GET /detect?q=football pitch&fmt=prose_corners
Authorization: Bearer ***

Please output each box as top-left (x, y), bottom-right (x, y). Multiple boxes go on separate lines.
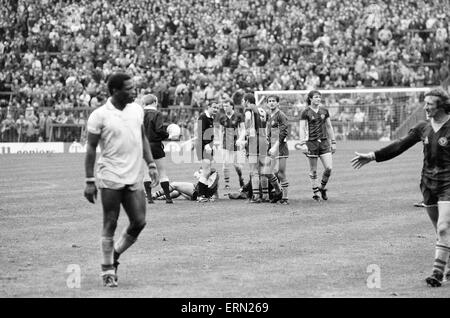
top-left (1, 141), bottom-right (449, 298)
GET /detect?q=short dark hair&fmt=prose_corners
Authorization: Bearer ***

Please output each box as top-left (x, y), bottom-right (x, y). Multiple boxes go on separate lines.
top-left (221, 98), bottom-right (234, 107)
top-left (243, 93), bottom-right (255, 104)
top-left (267, 95), bottom-right (280, 102)
top-left (107, 73), bottom-right (131, 96)
top-left (307, 90), bottom-right (321, 105)
top-left (425, 88), bottom-right (450, 113)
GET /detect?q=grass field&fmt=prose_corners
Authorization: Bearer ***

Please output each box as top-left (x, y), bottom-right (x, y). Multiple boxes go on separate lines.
top-left (1, 141), bottom-right (449, 298)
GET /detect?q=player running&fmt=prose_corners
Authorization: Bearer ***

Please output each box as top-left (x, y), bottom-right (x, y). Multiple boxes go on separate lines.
top-left (351, 88), bottom-right (450, 287)
top-left (299, 90), bottom-right (336, 201)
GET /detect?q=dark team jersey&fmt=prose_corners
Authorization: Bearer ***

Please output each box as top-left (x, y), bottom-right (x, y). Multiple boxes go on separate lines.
top-left (300, 106), bottom-right (330, 141)
top-left (143, 109), bottom-right (169, 142)
top-left (197, 112), bottom-right (214, 149)
top-left (245, 105), bottom-right (267, 155)
top-left (267, 109), bottom-right (289, 147)
top-left (219, 112), bottom-right (244, 150)
top-left (375, 120), bottom-right (450, 183)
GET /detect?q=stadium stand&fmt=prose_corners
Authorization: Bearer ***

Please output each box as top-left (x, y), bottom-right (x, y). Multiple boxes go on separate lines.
top-left (0, 0), bottom-right (449, 142)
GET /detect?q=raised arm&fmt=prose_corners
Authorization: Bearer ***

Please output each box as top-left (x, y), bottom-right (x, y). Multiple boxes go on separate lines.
top-left (351, 124), bottom-right (423, 169)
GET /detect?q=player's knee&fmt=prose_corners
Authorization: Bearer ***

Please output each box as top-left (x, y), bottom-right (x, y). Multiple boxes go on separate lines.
top-left (103, 215), bottom-right (118, 230)
top-left (129, 220), bottom-right (146, 237)
top-left (437, 222), bottom-right (450, 239)
top-left (277, 171), bottom-right (286, 181)
top-left (309, 171), bottom-right (317, 179)
top-left (324, 167), bottom-right (332, 176)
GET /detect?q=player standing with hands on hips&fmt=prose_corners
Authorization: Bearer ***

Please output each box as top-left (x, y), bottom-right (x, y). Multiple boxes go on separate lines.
top-left (84, 73), bottom-right (159, 287)
top-left (351, 88), bottom-right (450, 287)
top-left (299, 90), bottom-right (336, 201)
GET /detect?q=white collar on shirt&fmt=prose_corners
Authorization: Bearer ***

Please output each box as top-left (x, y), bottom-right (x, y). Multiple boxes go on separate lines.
top-left (225, 110), bottom-right (235, 119)
top-left (143, 104), bottom-right (157, 111)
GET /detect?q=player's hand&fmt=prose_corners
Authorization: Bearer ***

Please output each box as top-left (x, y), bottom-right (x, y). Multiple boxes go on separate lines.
top-left (331, 143), bottom-right (336, 154)
top-left (148, 165), bottom-right (159, 187)
top-left (351, 152), bottom-right (375, 169)
top-left (204, 144), bottom-right (213, 155)
top-left (268, 146), bottom-right (277, 158)
top-left (236, 139), bottom-right (245, 149)
top-left (84, 182), bottom-right (98, 204)
top-left (300, 144), bottom-right (308, 155)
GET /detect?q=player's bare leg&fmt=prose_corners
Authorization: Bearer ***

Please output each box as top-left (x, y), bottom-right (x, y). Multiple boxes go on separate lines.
top-left (234, 163), bottom-right (245, 188)
top-left (308, 157), bottom-right (320, 201)
top-left (100, 188), bottom-right (121, 287)
top-left (319, 153), bottom-right (333, 200)
top-left (426, 202), bottom-right (450, 287)
top-left (112, 188), bottom-right (147, 284)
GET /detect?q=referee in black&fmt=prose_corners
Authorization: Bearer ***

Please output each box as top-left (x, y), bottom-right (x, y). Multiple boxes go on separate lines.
top-left (141, 94), bottom-right (172, 203)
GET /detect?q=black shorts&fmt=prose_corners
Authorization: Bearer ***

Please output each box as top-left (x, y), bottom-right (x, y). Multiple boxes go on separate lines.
top-left (150, 142), bottom-right (165, 160)
top-left (306, 139), bottom-right (331, 158)
top-left (196, 143), bottom-right (214, 161)
top-left (420, 178), bottom-right (450, 207)
top-left (274, 142), bottom-right (289, 158)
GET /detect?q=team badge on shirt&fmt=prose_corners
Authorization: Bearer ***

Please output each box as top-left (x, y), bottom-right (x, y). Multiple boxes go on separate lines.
top-left (320, 114), bottom-right (325, 120)
top-left (438, 137), bottom-right (448, 147)
top-left (423, 136), bottom-right (429, 144)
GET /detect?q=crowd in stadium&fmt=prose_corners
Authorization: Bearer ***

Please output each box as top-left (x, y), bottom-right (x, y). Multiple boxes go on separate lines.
top-left (0, 0), bottom-right (449, 142)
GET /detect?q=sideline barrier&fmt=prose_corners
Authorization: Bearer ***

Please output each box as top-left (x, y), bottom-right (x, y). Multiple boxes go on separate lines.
top-left (0, 140), bottom-right (304, 155)
top-left (0, 142), bottom-right (64, 154)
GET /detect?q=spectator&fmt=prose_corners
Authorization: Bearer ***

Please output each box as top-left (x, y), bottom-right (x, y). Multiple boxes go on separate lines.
top-left (353, 107), bottom-right (366, 131)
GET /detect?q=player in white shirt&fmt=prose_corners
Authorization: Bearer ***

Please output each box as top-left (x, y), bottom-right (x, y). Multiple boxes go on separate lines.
top-left (84, 73), bottom-right (159, 287)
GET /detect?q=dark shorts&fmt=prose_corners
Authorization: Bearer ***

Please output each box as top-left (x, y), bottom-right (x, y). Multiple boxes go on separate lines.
top-left (196, 143), bottom-right (214, 161)
top-left (192, 190), bottom-right (199, 201)
top-left (420, 178), bottom-right (450, 207)
top-left (150, 142), bottom-right (165, 160)
top-left (306, 139), bottom-right (331, 158)
top-left (275, 142), bottom-right (289, 158)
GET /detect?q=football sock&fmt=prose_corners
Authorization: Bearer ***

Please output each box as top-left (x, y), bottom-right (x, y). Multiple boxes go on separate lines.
top-left (160, 181), bottom-right (171, 200)
top-left (153, 189), bottom-right (165, 199)
top-left (320, 168), bottom-right (331, 189)
top-left (143, 181), bottom-right (152, 198)
top-left (267, 174), bottom-right (282, 193)
top-left (101, 236), bottom-right (114, 270)
top-left (281, 181), bottom-right (289, 199)
top-left (223, 167), bottom-right (230, 186)
top-left (313, 187), bottom-right (320, 197)
top-left (260, 175), bottom-right (269, 200)
top-left (433, 243), bottom-right (450, 274)
top-left (114, 231), bottom-right (137, 255)
top-left (251, 174), bottom-right (260, 198)
top-left (309, 171), bottom-right (318, 194)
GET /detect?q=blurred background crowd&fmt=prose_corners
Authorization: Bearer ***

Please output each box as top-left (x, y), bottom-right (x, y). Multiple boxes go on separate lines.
top-left (0, 0), bottom-right (449, 142)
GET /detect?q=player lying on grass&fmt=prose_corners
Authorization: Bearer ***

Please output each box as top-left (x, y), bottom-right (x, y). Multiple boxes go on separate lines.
top-left (152, 168), bottom-right (219, 201)
top-left (351, 88), bottom-right (450, 287)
